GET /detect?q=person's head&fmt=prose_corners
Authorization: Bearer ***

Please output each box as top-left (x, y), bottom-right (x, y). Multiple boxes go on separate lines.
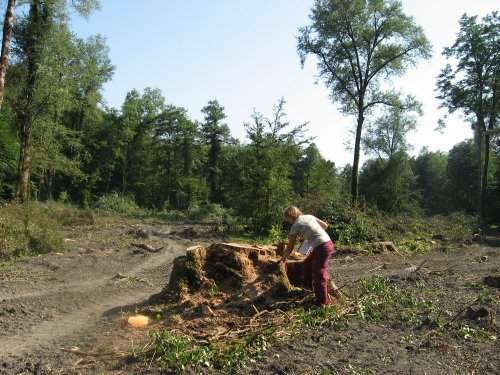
top-left (283, 205), bottom-right (302, 224)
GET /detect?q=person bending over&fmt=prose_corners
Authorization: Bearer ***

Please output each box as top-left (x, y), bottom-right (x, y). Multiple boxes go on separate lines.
top-left (278, 205), bottom-right (340, 306)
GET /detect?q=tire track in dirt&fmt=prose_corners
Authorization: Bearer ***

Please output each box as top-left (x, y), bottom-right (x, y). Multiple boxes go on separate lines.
top-left (0, 237), bottom-right (191, 359)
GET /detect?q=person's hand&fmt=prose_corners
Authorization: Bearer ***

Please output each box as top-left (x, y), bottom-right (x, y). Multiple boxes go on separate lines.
top-left (276, 257), bottom-right (286, 264)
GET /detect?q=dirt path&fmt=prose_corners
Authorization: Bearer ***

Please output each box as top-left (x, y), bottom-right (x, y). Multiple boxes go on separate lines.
top-left (0, 221), bottom-right (216, 372)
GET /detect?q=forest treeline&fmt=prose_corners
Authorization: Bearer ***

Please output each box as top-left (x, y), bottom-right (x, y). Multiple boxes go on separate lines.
top-left (0, 1), bottom-right (498, 236)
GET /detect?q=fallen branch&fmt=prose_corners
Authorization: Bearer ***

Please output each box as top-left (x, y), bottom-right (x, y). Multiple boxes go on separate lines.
top-left (62, 347), bottom-right (127, 359)
top-left (414, 259), bottom-right (428, 273)
top-left (131, 243), bottom-right (164, 253)
top-left (429, 264), bottom-right (458, 276)
top-left (250, 309), bottom-right (271, 324)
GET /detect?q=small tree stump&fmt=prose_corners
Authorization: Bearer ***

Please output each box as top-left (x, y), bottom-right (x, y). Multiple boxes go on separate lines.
top-left (372, 241), bottom-right (397, 253)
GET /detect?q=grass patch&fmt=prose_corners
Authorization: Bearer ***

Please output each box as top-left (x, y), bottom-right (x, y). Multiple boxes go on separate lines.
top-left (139, 329), bottom-right (275, 374)
top-left (0, 201), bottom-right (96, 260)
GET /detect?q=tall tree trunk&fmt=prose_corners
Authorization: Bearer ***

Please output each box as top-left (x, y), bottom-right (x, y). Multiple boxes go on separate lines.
top-left (208, 133), bottom-right (219, 203)
top-left (351, 108), bottom-right (364, 208)
top-left (16, 117), bottom-right (33, 201)
top-left (0, 0), bottom-right (16, 109)
top-left (481, 131), bottom-right (491, 221)
top-left (16, 6), bottom-right (40, 202)
top-left (121, 148), bottom-right (128, 195)
top-left (15, 1), bottom-right (50, 202)
top-left (474, 123), bottom-right (484, 224)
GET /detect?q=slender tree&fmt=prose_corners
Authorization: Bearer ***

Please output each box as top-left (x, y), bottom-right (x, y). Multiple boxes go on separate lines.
top-left (0, 0), bottom-right (16, 109)
top-left (436, 12), bottom-right (499, 223)
top-left (153, 105), bottom-right (202, 209)
top-left (200, 100), bottom-right (230, 203)
top-left (240, 98), bottom-right (309, 233)
top-left (118, 88), bottom-right (165, 196)
top-left (12, 1), bottom-right (53, 202)
top-left (362, 96), bottom-right (421, 160)
top-left (297, 0), bottom-right (431, 207)
top-left (11, 0), bottom-right (101, 202)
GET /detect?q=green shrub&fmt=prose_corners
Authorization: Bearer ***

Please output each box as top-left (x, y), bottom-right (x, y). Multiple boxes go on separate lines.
top-left (0, 201), bottom-right (99, 260)
top-left (316, 196), bottom-right (476, 251)
top-left (0, 204), bottom-right (26, 260)
top-left (92, 193), bottom-right (141, 216)
top-left (0, 202), bottom-right (66, 259)
top-left (318, 196), bottom-right (381, 244)
top-left (26, 222), bottom-right (63, 255)
top-left (187, 202), bottom-right (226, 222)
top-left (158, 209), bottom-right (186, 221)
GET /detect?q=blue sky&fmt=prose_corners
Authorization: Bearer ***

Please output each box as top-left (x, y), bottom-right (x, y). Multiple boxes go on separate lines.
top-left (70, 0), bottom-right (498, 168)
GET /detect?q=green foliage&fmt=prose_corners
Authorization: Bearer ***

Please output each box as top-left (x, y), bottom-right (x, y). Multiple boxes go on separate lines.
top-left (294, 143), bottom-right (341, 201)
top-left (268, 224), bottom-right (286, 244)
top-left (295, 305), bottom-right (346, 329)
top-left (187, 202), bottom-right (226, 222)
top-left (317, 196), bottom-right (477, 250)
top-left (458, 324), bottom-right (497, 342)
top-left (141, 329), bottom-right (274, 373)
top-left (237, 98), bottom-right (309, 234)
top-left (318, 196), bottom-right (381, 244)
top-left (201, 99), bottom-right (231, 204)
top-left (355, 277), bottom-right (423, 325)
top-left (362, 98), bottom-right (421, 160)
top-left (297, 0), bottom-right (431, 205)
top-left (0, 0), bottom-right (497, 235)
top-left (446, 141), bottom-right (478, 213)
top-left (92, 193), bottom-right (141, 216)
top-left (0, 204), bottom-right (28, 260)
top-left (478, 289), bottom-right (493, 304)
top-left (0, 112), bottom-right (17, 200)
top-left (141, 331), bottom-right (212, 373)
top-left (412, 148), bottom-right (449, 214)
top-left (0, 202), bottom-right (89, 259)
top-left (436, 11), bottom-right (499, 222)
top-left (359, 152), bottom-right (421, 214)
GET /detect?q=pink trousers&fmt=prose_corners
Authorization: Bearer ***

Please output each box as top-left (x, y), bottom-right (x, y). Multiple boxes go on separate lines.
top-left (301, 240), bottom-right (334, 305)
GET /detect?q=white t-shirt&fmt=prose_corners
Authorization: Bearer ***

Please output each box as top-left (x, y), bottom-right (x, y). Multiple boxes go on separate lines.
top-left (290, 214), bottom-right (331, 249)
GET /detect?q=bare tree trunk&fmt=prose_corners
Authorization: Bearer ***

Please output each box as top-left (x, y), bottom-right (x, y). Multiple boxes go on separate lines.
top-left (16, 56), bottom-right (38, 202)
top-left (15, 1), bottom-right (44, 202)
top-left (474, 123), bottom-right (483, 224)
top-left (482, 131), bottom-right (491, 222)
top-left (121, 146), bottom-right (129, 195)
top-left (16, 118), bottom-right (32, 201)
top-left (351, 108), bottom-right (364, 208)
top-left (0, 0), bottom-right (16, 109)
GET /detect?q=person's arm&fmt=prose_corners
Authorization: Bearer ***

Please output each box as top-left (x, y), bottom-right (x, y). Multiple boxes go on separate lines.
top-left (316, 218), bottom-right (328, 230)
top-left (278, 234), bottom-right (297, 263)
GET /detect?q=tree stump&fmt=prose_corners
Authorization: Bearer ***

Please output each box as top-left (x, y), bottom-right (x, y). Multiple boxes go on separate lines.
top-left (163, 242), bottom-right (299, 304)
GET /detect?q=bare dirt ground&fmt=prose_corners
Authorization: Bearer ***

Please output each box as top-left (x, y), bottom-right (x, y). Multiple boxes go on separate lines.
top-left (0, 221), bottom-right (499, 374)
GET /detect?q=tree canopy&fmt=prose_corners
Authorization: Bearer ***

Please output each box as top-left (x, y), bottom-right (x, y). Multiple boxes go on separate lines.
top-left (297, 0), bottom-right (432, 207)
top-left (436, 11), bottom-right (499, 222)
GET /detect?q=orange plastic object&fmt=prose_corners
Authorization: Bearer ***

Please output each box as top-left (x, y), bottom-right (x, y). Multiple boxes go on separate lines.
top-left (127, 315), bottom-right (150, 328)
